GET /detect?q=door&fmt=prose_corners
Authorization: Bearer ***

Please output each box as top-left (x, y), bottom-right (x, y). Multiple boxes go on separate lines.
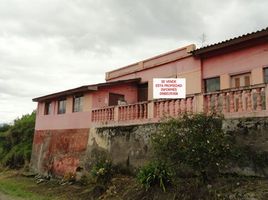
top-left (137, 83), bottom-right (148, 102)
top-left (109, 93), bottom-right (125, 106)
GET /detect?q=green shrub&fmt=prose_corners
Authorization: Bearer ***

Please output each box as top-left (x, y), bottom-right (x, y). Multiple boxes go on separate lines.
top-left (152, 113), bottom-right (232, 181)
top-left (0, 112), bottom-right (35, 168)
top-left (137, 161), bottom-right (172, 192)
top-left (91, 158), bottom-right (113, 184)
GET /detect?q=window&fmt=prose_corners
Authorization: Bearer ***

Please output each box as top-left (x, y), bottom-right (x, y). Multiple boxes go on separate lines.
top-left (235, 78), bottom-right (240, 87)
top-left (231, 73), bottom-right (251, 88)
top-left (205, 77), bottom-right (220, 93)
top-left (73, 95), bottom-right (83, 112)
top-left (58, 99), bottom-right (66, 114)
top-left (264, 68), bottom-right (268, 83)
top-left (44, 102), bottom-right (52, 115)
top-left (244, 76), bottom-right (250, 86)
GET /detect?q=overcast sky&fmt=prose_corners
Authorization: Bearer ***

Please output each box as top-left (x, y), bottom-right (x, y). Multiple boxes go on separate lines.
top-left (0, 0), bottom-right (268, 123)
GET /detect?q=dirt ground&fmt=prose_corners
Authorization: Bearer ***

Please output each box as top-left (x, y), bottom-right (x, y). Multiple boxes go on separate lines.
top-left (1, 171), bottom-right (268, 200)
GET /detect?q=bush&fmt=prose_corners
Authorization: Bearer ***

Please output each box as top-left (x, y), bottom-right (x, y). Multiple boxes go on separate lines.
top-left (91, 158), bottom-right (113, 184)
top-left (152, 113), bottom-right (232, 181)
top-left (137, 161), bottom-right (172, 192)
top-left (0, 112), bottom-right (35, 168)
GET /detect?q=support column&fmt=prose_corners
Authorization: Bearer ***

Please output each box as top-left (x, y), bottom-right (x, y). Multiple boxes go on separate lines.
top-left (195, 94), bottom-right (204, 113)
top-left (114, 106), bottom-right (119, 122)
top-left (147, 101), bottom-right (154, 119)
top-left (265, 85), bottom-right (268, 110)
top-left (148, 79), bottom-right (154, 101)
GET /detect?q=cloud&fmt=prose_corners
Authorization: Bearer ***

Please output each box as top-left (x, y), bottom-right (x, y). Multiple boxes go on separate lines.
top-left (0, 0), bottom-right (267, 123)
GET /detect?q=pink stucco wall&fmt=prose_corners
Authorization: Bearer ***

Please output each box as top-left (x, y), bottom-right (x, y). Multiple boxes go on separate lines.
top-left (106, 56), bottom-right (201, 96)
top-left (35, 112), bottom-right (92, 130)
top-left (35, 97), bottom-right (92, 130)
top-left (203, 43), bottom-right (268, 79)
top-left (35, 82), bottom-right (138, 130)
top-left (92, 83), bottom-right (138, 108)
top-left (107, 57), bottom-right (201, 83)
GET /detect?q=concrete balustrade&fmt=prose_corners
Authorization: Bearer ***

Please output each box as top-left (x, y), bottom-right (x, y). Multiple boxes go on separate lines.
top-left (204, 84), bottom-right (267, 118)
top-left (91, 84), bottom-right (268, 126)
top-left (118, 102), bottom-right (148, 121)
top-left (91, 106), bottom-right (115, 122)
top-left (153, 96), bottom-right (195, 119)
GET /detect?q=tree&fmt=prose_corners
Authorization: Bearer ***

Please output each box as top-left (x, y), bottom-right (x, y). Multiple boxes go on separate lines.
top-left (0, 111), bottom-right (36, 168)
top-left (152, 113), bottom-right (231, 181)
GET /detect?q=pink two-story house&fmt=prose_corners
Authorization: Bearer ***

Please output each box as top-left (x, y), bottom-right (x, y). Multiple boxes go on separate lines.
top-left (31, 27), bottom-right (268, 176)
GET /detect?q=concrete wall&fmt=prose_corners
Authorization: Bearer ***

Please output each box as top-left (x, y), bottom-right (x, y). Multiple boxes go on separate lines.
top-left (222, 117), bottom-right (268, 176)
top-left (31, 128), bottom-right (89, 177)
top-left (86, 125), bottom-right (157, 169)
top-left (223, 117), bottom-right (268, 152)
top-left (31, 117), bottom-right (268, 177)
top-left (86, 118), bottom-right (268, 177)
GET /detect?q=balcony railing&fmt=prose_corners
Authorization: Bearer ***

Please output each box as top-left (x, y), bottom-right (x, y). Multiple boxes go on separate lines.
top-left (153, 96), bottom-right (195, 118)
top-left (204, 84), bottom-right (266, 115)
top-left (118, 102), bottom-right (148, 121)
top-left (91, 84), bottom-right (268, 126)
top-left (92, 106), bottom-right (115, 122)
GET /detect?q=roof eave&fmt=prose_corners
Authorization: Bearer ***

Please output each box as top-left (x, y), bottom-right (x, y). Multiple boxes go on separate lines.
top-left (32, 86), bottom-right (97, 102)
top-left (193, 27), bottom-right (268, 56)
top-left (32, 78), bottom-right (141, 102)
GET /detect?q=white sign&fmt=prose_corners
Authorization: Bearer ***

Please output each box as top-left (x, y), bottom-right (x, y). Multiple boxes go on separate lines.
top-left (153, 78), bottom-right (186, 99)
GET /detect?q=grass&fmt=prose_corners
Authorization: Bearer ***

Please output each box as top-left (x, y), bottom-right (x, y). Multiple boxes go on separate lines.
top-left (0, 170), bottom-right (98, 200)
top-left (0, 171), bottom-right (58, 200)
top-left (0, 179), bottom-right (51, 200)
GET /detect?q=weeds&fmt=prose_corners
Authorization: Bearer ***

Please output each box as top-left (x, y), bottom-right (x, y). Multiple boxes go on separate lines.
top-left (137, 161), bottom-right (172, 192)
top-left (91, 158), bottom-right (113, 185)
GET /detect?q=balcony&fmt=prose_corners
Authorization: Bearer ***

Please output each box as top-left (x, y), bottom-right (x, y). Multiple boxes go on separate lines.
top-left (91, 84), bottom-right (268, 127)
top-left (204, 84), bottom-right (267, 118)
